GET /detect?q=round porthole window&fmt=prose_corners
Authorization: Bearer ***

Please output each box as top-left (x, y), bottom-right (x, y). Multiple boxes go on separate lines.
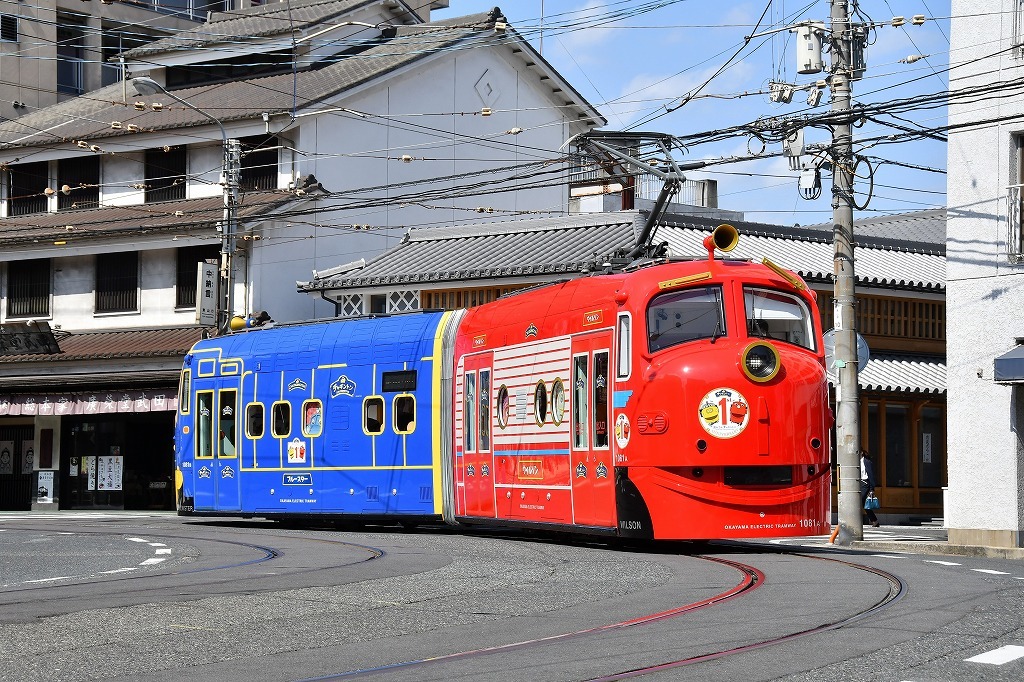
top-left (551, 379), bottom-right (565, 425)
top-left (496, 385), bottom-right (510, 429)
top-left (534, 380), bottom-right (548, 426)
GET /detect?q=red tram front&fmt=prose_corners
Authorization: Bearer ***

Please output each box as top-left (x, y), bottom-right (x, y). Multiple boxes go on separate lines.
top-left (450, 225), bottom-right (831, 540)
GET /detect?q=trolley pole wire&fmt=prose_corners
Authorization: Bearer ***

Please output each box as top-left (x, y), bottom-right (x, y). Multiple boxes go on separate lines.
top-left (830, 0), bottom-right (864, 545)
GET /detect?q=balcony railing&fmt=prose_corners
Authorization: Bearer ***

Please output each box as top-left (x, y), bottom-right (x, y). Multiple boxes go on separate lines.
top-left (57, 57), bottom-right (84, 95)
top-left (148, 1), bottom-right (227, 21)
top-left (571, 165), bottom-right (718, 209)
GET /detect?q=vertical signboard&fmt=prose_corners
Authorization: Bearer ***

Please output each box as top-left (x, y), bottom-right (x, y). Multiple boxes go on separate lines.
top-left (197, 261), bottom-right (218, 326)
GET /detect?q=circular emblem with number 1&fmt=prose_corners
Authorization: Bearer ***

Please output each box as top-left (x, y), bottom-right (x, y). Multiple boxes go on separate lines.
top-left (697, 387), bottom-right (750, 439)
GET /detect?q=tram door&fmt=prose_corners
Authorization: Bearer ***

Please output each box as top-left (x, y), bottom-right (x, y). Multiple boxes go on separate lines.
top-left (193, 385), bottom-right (241, 511)
top-left (570, 332), bottom-right (616, 527)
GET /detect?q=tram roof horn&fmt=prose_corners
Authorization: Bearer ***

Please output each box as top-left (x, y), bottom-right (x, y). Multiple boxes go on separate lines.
top-left (703, 224), bottom-right (739, 261)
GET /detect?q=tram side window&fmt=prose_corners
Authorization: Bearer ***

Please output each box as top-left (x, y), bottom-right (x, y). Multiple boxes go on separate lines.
top-left (647, 286), bottom-right (725, 353)
top-left (593, 351), bottom-right (609, 449)
top-left (479, 369), bottom-right (491, 451)
top-left (179, 369), bottom-right (192, 414)
top-left (364, 397), bottom-right (385, 435)
top-left (616, 314), bottom-right (631, 380)
top-left (196, 391), bottom-right (214, 458)
top-left (219, 390), bottom-right (237, 457)
top-left (272, 402), bottom-right (291, 438)
top-left (394, 395), bottom-right (415, 434)
top-left (744, 287), bottom-right (816, 351)
top-left (246, 404), bottom-right (264, 438)
top-left (302, 400), bottom-right (323, 437)
top-left (572, 355), bottom-right (589, 449)
top-left (464, 372), bottom-right (476, 453)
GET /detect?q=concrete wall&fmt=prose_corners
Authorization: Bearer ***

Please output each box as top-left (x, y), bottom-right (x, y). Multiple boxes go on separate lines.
top-left (947, 0), bottom-right (1024, 547)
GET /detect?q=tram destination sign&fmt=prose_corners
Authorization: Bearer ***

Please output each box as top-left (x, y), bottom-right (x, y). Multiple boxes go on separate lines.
top-left (0, 321), bottom-right (61, 356)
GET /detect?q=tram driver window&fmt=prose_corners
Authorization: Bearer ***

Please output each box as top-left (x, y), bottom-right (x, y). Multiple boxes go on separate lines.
top-left (744, 287), bottom-right (816, 351)
top-left (647, 286), bottom-right (726, 353)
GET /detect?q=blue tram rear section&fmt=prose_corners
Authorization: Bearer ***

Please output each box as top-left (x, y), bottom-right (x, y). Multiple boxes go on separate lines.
top-left (174, 312), bottom-right (455, 523)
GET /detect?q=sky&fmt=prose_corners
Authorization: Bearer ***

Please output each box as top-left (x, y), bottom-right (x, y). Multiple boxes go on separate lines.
top-left (434, 1), bottom-right (952, 226)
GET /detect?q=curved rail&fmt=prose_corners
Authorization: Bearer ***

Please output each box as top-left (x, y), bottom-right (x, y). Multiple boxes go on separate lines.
top-left (298, 554), bottom-right (765, 681)
top-left (586, 552), bottom-right (906, 680)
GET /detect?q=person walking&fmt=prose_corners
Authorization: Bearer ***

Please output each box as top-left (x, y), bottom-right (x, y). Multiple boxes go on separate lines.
top-left (860, 449), bottom-right (880, 527)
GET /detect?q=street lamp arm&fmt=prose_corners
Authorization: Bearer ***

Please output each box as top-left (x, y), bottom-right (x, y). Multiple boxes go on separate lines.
top-left (129, 76), bottom-right (226, 142)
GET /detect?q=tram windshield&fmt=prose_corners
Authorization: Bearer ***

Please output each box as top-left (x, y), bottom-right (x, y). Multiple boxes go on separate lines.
top-left (647, 286), bottom-right (725, 353)
top-left (744, 287), bottom-right (816, 351)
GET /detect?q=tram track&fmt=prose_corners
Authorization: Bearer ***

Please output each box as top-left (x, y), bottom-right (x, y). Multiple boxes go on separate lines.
top-left (587, 551), bottom-right (907, 681)
top-left (302, 548), bottom-right (904, 681)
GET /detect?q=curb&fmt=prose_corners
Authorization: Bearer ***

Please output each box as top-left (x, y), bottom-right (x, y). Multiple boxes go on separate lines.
top-left (849, 540), bottom-right (1024, 560)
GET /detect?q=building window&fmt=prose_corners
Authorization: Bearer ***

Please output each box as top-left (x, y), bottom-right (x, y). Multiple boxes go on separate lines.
top-left (6, 161), bottom-right (49, 216)
top-left (176, 245), bottom-right (220, 308)
top-left (240, 136), bottom-right (278, 191)
top-left (0, 14), bottom-right (17, 42)
top-left (56, 20), bottom-right (86, 95)
top-left (339, 294), bottom-right (363, 318)
top-left (58, 156), bottom-right (100, 210)
top-left (7, 259), bottom-right (51, 317)
top-left (145, 146), bottom-right (186, 203)
top-left (1010, 134), bottom-right (1024, 263)
top-left (151, 0), bottom-right (226, 21)
top-left (96, 251), bottom-right (138, 313)
top-left (388, 289), bottom-right (419, 313)
top-left (1015, 2), bottom-right (1024, 60)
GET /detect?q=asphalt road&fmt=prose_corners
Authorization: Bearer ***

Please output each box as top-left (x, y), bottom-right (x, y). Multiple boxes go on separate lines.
top-left (0, 512), bottom-right (1022, 682)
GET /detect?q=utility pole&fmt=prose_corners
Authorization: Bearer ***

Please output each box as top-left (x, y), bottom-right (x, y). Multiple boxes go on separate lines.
top-left (221, 138), bottom-right (241, 335)
top-left (830, 0), bottom-right (863, 545)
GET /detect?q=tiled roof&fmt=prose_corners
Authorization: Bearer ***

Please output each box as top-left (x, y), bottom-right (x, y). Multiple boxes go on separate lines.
top-left (119, 0), bottom-right (392, 58)
top-left (0, 9), bottom-right (591, 150)
top-left (298, 209), bottom-right (946, 292)
top-left (803, 208), bottom-right (946, 249)
top-left (853, 354), bottom-right (946, 394)
top-left (0, 191), bottom-right (301, 247)
top-left (0, 327), bottom-right (206, 364)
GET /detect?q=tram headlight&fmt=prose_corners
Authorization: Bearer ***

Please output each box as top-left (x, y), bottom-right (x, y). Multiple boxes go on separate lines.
top-left (741, 341), bottom-right (780, 382)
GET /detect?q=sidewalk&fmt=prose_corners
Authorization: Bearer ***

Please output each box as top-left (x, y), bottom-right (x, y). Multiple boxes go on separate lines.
top-left (843, 524), bottom-right (1024, 560)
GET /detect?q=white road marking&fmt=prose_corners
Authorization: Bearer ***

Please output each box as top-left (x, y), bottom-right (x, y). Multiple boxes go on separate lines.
top-left (872, 554), bottom-right (908, 559)
top-left (155, 548), bottom-right (172, 555)
top-left (971, 569), bottom-right (1011, 575)
top-left (148, 542), bottom-right (167, 547)
top-left (139, 558), bottom-right (166, 566)
top-left (127, 537), bottom-right (150, 543)
top-left (101, 568), bottom-right (138, 574)
top-left (924, 560), bottom-right (961, 566)
top-left (965, 645), bottom-right (1024, 665)
top-left (25, 576), bottom-right (72, 583)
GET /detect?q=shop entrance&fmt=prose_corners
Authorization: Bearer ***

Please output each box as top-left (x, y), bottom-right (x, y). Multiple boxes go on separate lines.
top-left (60, 413), bottom-right (175, 510)
top-left (0, 425), bottom-right (34, 511)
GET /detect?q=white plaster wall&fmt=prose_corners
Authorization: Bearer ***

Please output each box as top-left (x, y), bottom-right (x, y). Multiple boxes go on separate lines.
top-left (103, 152), bottom-right (146, 207)
top-left (946, 0), bottom-right (1024, 535)
top-left (46, 246), bottom-right (208, 331)
top-left (249, 47), bottom-right (584, 322)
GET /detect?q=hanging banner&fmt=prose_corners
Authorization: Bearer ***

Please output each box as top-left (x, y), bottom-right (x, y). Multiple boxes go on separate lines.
top-left (97, 452), bottom-right (124, 491)
top-left (0, 440), bottom-right (13, 475)
top-left (197, 261), bottom-right (218, 327)
top-left (0, 390), bottom-right (177, 416)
